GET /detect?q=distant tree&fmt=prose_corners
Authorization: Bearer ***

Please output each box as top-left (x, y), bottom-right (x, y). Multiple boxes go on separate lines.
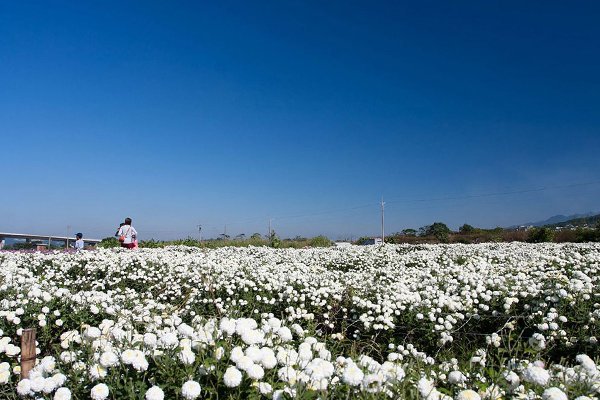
top-left (426, 222), bottom-right (451, 243)
top-left (401, 228), bottom-right (417, 236)
top-left (418, 226), bottom-right (430, 237)
top-left (235, 233), bottom-right (246, 240)
top-left (309, 235), bottom-right (332, 247)
top-left (218, 233), bottom-right (230, 240)
top-left (527, 227), bottom-right (554, 243)
top-left (250, 233), bottom-right (262, 240)
top-left (269, 231), bottom-right (281, 248)
top-left (459, 224), bottom-right (476, 234)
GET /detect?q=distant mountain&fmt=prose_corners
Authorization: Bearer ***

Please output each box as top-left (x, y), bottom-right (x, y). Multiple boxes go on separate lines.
top-left (545, 213), bottom-right (600, 228)
top-left (510, 212), bottom-right (597, 228)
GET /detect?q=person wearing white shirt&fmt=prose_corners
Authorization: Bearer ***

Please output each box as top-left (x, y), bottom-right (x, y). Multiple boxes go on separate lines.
top-left (117, 217), bottom-right (138, 249)
top-left (74, 233), bottom-right (84, 251)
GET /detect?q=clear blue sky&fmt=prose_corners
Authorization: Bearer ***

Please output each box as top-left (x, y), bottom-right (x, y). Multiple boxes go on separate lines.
top-left (1, 1), bottom-right (599, 240)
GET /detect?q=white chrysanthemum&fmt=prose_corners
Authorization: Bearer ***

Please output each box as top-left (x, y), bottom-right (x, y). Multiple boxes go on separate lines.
top-left (417, 377), bottom-right (436, 399)
top-left (17, 379), bottom-right (32, 396)
top-left (214, 347), bottom-right (225, 360)
top-left (42, 378), bottom-right (58, 394)
top-left (90, 383), bottom-right (110, 400)
top-left (258, 381), bottom-right (272, 395)
top-left (223, 366), bottom-right (243, 388)
top-left (132, 352), bottom-right (149, 372)
top-left (241, 329), bottom-right (265, 345)
top-left (40, 356), bottom-right (56, 373)
top-left (277, 327), bottom-right (293, 342)
top-left (143, 333), bottom-right (158, 348)
top-left (448, 370), bottom-right (467, 384)
top-left (177, 323), bottom-right (194, 338)
top-left (99, 351), bottom-right (119, 367)
top-left (236, 355), bottom-right (254, 372)
top-left (54, 387), bottom-right (72, 400)
top-left (542, 387), bottom-right (568, 400)
top-left (576, 354), bottom-right (597, 373)
top-left (31, 376), bottom-right (46, 392)
top-left (121, 349), bottom-right (137, 364)
top-left (219, 318), bottom-right (237, 336)
top-left (260, 348), bottom-right (278, 369)
top-left (456, 389), bottom-right (481, 400)
top-left (89, 364), bottom-right (108, 380)
top-left (245, 346), bottom-right (263, 363)
top-left (83, 327), bottom-right (102, 340)
top-left (158, 332), bottom-right (179, 349)
top-left (342, 363), bottom-right (364, 386)
top-left (0, 369), bottom-right (9, 384)
top-left (181, 380), bottom-right (201, 400)
top-left (522, 365), bottom-right (550, 386)
top-left (51, 373), bottom-right (67, 386)
top-left (178, 348), bottom-right (196, 365)
top-left (145, 385), bottom-right (164, 400)
top-left (230, 346), bottom-right (244, 363)
top-left (247, 363), bottom-right (265, 380)
top-left (277, 366), bottom-right (298, 384)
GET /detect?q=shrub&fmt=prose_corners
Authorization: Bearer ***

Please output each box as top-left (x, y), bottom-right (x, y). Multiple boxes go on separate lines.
top-left (527, 227), bottom-right (555, 243)
top-left (98, 237), bottom-right (120, 248)
top-left (308, 235), bottom-right (332, 247)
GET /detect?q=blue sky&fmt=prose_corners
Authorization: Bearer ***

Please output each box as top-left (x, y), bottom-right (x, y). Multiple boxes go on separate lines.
top-left (1, 1), bottom-right (599, 240)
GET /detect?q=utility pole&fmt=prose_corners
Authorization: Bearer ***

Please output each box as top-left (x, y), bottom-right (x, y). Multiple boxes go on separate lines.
top-left (380, 197), bottom-right (385, 244)
top-left (197, 224), bottom-right (202, 243)
top-left (268, 218), bottom-right (272, 238)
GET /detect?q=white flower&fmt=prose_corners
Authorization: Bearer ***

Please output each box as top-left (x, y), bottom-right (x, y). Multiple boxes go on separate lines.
top-left (54, 387), bottom-right (72, 400)
top-left (181, 380), bottom-right (201, 400)
top-left (214, 347), bottom-right (225, 360)
top-left (522, 365), bottom-right (550, 386)
top-left (145, 385), bottom-right (164, 400)
top-left (143, 333), bottom-right (158, 348)
top-left (83, 327), bottom-right (102, 340)
top-left (247, 363), bottom-right (265, 380)
top-left (258, 382), bottom-right (272, 395)
top-left (99, 351), bottom-right (119, 367)
top-left (220, 318), bottom-right (237, 335)
top-left (17, 379), bottom-right (32, 396)
top-left (89, 364), bottom-right (107, 380)
top-left (542, 387), bottom-right (568, 400)
top-left (224, 366), bottom-right (243, 387)
top-left (178, 348), bottom-right (196, 365)
top-left (91, 383), bottom-right (110, 400)
top-left (277, 327), bottom-right (293, 342)
top-left (31, 376), bottom-right (46, 392)
top-left (51, 373), bottom-right (67, 386)
top-left (342, 363), bottom-right (364, 386)
top-left (0, 369), bottom-right (9, 384)
top-left (448, 370), bottom-right (467, 384)
top-left (576, 354), bottom-right (597, 373)
top-left (456, 389), bottom-right (481, 400)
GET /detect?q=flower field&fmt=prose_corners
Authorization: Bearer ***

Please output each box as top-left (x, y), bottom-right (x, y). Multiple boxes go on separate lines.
top-left (0, 243), bottom-right (599, 399)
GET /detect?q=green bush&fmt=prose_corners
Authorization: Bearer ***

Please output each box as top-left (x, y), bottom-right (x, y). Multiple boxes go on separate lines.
top-left (308, 235), bottom-right (332, 247)
top-left (98, 237), bottom-right (120, 248)
top-left (527, 227), bottom-right (555, 243)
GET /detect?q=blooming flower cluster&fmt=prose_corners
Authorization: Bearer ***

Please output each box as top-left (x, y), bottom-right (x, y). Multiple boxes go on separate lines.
top-left (0, 243), bottom-right (598, 398)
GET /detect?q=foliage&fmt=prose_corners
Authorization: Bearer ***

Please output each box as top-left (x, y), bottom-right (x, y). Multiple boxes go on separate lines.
top-left (308, 235), bottom-right (332, 247)
top-left (425, 222), bottom-right (452, 243)
top-left (527, 227), bottom-right (555, 243)
top-left (458, 224), bottom-right (476, 233)
top-left (97, 237), bottom-right (120, 248)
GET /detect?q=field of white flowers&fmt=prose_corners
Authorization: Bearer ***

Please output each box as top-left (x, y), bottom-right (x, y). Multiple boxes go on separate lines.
top-left (0, 243), bottom-right (599, 399)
